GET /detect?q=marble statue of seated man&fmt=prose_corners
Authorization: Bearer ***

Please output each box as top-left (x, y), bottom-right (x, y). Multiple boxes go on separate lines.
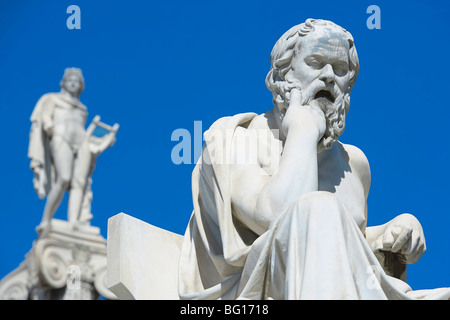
top-left (177, 19), bottom-right (450, 299)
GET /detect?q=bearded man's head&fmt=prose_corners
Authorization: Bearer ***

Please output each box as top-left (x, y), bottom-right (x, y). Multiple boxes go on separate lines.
top-left (265, 18), bottom-right (359, 152)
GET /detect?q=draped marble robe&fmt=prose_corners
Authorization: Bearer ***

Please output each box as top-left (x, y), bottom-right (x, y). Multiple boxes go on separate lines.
top-left (178, 112), bottom-right (450, 300)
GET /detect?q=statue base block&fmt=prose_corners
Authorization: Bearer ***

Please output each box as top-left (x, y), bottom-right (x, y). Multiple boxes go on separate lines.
top-left (0, 219), bottom-right (116, 300)
top-left (107, 213), bottom-right (183, 299)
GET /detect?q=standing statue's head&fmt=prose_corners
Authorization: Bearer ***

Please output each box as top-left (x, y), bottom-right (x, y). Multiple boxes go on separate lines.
top-left (266, 18), bottom-right (359, 151)
top-left (60, 67), bottom-right (85, 98)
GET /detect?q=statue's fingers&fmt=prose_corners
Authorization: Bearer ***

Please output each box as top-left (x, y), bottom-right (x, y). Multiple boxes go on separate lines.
top-left (289, 88), bottom-right (302, 106)
top-left (406, 232), bottom-right (419, 254)
top-left (404, 236), bottom-right (425, 264)
top-left (392, 228), bottom-right (412, 253)
top-left (382, 227), bottom-right (396, 249)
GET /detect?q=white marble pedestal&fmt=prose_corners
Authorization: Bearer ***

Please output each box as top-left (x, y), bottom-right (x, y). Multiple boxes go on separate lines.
top-left (0, 219), bottom-right (116, 300)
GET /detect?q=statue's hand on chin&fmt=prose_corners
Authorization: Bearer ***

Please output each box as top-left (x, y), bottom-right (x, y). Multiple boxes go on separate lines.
top-left (281, 88), bottom-right (326, 143)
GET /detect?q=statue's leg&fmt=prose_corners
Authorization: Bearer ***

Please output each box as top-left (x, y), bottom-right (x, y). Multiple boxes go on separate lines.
top-left (266, 191), bottom-right (388, 300)
top-left (39, 137), bottom-right (74, 229)
top-left (67, 142), bottom-right (93, 225)
top-left (67, 183), bottom-right (84, 225)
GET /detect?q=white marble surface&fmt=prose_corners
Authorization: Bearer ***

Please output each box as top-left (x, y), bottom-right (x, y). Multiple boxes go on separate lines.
top-left (107, 213), bottom-right (183, 300)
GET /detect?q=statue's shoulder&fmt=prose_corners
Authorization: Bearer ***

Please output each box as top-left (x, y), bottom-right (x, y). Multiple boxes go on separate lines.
top-left (41, 92), bottom-right (61, 100)
top-left (340, 142), bottom-right (371, 194)
top-left (35, 92), bottom-right (58, 105)
top-left (340, 143), bottom-right (368, 163)
top-left (35, 92), bottom-right (67, 108)
top-left (30, 93), bottom-right (59, 121)
top-left (207, 112), bottom-right (258, 132)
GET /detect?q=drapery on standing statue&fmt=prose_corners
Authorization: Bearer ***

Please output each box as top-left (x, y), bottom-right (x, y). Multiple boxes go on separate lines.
top-left (178, 19), bottom-right (450, 299)
top-left (28, 68), bottom-right (119, 235)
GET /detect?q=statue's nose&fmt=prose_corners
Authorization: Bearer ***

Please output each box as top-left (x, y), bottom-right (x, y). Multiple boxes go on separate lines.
top-left (319, 64), bottom-right (335, 84)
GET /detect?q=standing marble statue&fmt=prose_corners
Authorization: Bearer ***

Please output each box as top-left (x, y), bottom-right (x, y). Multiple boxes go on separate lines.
top-left (178, 19), bottom-right (450, 299)
top-left (0, 68), bottom-right (118, 300)
top-left (28, 68), bottom-right (119, 234)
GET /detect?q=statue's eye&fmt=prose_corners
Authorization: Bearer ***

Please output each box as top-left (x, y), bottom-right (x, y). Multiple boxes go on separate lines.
top-left (305, 57), bottom-right (323, 69)
top-left (333, 63), bottom-right (348, 77)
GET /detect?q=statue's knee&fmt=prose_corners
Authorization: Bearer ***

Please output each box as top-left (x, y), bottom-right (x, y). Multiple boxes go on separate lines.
top-left (296, 191), bottom-right (337, 206)
top-left (293, 191), bottom-right (343, 220)
top-left (57, 176), bottom-right (71, 190)
top-left (70, 177), bottom-right (84, 190)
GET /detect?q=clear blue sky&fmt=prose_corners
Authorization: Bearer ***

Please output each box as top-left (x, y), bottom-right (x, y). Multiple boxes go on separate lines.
top-left (1, 0), bottom-right (449, 292)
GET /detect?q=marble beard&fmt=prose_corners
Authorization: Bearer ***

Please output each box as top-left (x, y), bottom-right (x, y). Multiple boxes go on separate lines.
top-left (178, 19), bottom-right (450, 299)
